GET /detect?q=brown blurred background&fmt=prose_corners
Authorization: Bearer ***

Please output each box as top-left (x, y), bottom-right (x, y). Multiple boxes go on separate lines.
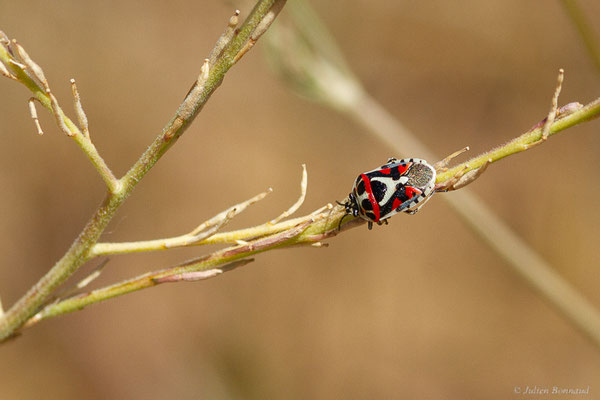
top-left (1, 0), bottom-right (599, 398)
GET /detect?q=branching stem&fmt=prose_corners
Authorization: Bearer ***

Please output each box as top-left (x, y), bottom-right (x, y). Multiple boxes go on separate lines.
top-left (0, 0), bottom-right (286, 342)
top-left (437, 97), bottom-right (600, 183)
top-left (1, 1), bottom-right (599, 348)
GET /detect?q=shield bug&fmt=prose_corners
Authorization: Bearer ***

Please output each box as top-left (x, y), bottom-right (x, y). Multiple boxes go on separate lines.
top-left (342, 158), bottom-right (436, 229)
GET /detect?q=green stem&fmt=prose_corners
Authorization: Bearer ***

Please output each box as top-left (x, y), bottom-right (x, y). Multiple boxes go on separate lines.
top-left (15, 90), bottom-right (600, 326)
top-left (25, 206), bottom-right (351, 325)
top-left (0, 0), bottom-right (286, 342)
top-left (437, 97), bottom-right (600, 182)
top-left (0, 45), bottom-right (118, 191)
top-left (28, 219), bottom-right (319, 324)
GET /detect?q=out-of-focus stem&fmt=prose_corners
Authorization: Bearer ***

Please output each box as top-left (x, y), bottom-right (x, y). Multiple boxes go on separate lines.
top-left (346, 87), bottom-right (600, 350)
top-left (264, 0), bottom-right (600, 348)
top-left (560, 0), bottom-right (600, 75)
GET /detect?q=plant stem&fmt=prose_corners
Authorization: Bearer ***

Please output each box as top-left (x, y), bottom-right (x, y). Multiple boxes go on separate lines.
top-left (350, 93), bottom-right (600, 349)
top-left (264, 1), bottom-right (600, 348)
top-left (27, 219), bottom-right (323, 324)
top-left (0, 0), bottom-right (286, 342)
top-left (0, 45), bottom-right (119, 191)
top-left (14, 90), bottom-right (600, 327)
top-left (437, 97), bottom-right (600, 182)
top-left (0, 193), bottom-right (121, 340)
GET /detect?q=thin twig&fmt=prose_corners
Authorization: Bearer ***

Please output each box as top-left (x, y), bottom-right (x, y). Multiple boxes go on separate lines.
top-left (27, 222), bottom-right (312, 324)
top-left (28, 98), bottom-right (44, 135)
top-left (264, 1), bottom-right (600, 349)
top-left (59, 259), bottom-right (109, 299)
top-left (37, 259), bottom-right (110, 311)
top-left (71, 78), bottom-right (90, 139)
top-left (13, 39), bottom-right (48, 87)
top-left (0, 0), bottom-right (287, 342)
top-left (542, 69), bottom-right (564, 140)
top-left (0, 59), bottom-right (17, 80)
top-left (270, 164), bottom-right (307, 224)
top-left (0, 36), bottom-right (119, 190)
top-left (90, 188), bottom-right (273, 256)
top-left (437, 95), bottom-right (599, 183)
top-left (209, 9), bottom-right (241, 64)
top-left (11, 91), bottom-right (600, 329)
top-left (153, 258), bottom-right (254, 283)
top-left (437, 69), bottom-right (566, 191)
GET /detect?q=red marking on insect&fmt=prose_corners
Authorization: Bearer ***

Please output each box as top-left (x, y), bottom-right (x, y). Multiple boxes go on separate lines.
top-left (341, 158), bottom-right (436, 229)
top-left (360, 173), bottom-right (380, 222)
top-left (404, 186), bottom-right (422, 199)
top-left (396, 164), bottom-right (410, 175)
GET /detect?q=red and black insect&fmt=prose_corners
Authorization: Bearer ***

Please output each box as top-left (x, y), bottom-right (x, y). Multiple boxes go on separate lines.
top-left (342, 158), bottom-right (436, 229)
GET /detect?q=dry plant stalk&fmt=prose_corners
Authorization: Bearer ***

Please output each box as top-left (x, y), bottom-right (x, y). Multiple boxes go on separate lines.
top-left (1, 0), bottom-right (599, 345)
top-left (0, 0), bottom-right (288, 342)
top-left (263, 0), bottom-right (600, 349)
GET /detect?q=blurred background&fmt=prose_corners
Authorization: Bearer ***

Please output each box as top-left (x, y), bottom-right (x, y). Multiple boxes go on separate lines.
top-left (0, 0), bottom-right (599, 398)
